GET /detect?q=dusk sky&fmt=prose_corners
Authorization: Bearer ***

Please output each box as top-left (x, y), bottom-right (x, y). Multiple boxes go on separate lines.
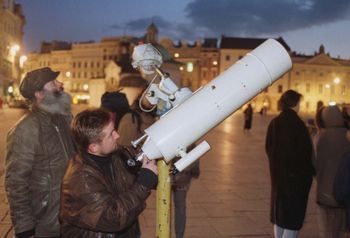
top-left (17, 0), bottom-right (350, 59)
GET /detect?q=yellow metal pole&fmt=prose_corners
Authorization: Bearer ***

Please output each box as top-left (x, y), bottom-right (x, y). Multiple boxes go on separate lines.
top-left (156, 160), bottom-right (171, 238)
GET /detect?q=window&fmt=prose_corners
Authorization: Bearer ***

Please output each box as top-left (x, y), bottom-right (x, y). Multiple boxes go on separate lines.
top-left (341, 85), bottom-right (346, 95)
top-left (186, 62), bottom-right (193, 72)
top-left (225, 55), bottom-right (230, 61)
top-left (306, 83), bottom-right (310, 93)
top-left (318, 84), bottom-right (323, 94)
top-left (295, 83), bottom-right (299, 91)
top-left (202, 70), bottom-right (207, 78)
top-left (278, 85), bottom-right (283, 93)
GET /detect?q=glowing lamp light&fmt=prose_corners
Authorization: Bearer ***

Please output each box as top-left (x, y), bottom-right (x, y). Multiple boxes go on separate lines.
top-left (7, 86), bottom-right (14, 94)
top-left (329, 101), bottom-right (337, 106)
top-left (325, 84), bottom-right (330, 89)
top-left (174, 53), bottom-right (180, 58)
top-left (334, 77), bottom-right (340, 84)
top-left (65, 71), bottom-right (71, 78)
top-left (83, 84), bottom-right (89, 91)
top-left (9, 44), bottom-right (20, 57)
top-left (19, 55), bottom-right (27, 68)
top-left (186, 62), bottom-right (193, 72)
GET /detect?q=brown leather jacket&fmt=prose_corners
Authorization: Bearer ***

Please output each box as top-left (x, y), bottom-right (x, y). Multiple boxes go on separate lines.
top-left (5, 107), bottom-right (75, 237)
top-left (60, 152), bottom-right (152, 237)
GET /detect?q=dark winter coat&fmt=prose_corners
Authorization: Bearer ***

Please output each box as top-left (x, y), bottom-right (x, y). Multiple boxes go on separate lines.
top-left (5, 107), bottom-right (75, 237)
top-left (60, 151), bottom-right (153, 237)
top-left (334, 151), bottom-right (350, 231)
top-left (265, 109), bottom-right (315, 230)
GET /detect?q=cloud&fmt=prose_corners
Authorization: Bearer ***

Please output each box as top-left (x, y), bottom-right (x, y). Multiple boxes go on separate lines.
top-left (185, 0), bottom-right (350, 36)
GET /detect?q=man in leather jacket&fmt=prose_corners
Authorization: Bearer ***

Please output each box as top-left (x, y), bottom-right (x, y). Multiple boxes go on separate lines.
top-left (5, 67), bottom-right (76, 238)
top-left (60, 108), bottom-right (158, 237)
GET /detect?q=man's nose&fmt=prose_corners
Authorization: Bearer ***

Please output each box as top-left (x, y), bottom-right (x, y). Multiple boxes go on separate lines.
top-left (55, 80), bottom-right (64, 90)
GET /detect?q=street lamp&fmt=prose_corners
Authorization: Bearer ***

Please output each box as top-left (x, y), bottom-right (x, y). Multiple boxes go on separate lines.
top-left (9, 44), bottom-right (20, 57)
top-left (19, 55), bottom-right (27, 68)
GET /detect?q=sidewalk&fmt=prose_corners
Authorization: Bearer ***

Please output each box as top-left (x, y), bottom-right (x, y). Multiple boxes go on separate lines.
top-left (0, 112), bottom-right (319, 237)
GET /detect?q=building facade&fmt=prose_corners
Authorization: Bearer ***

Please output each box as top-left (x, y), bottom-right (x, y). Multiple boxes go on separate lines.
top-left (0, 0), bottom-right (25, 98)
top-left (22, 23), bottom-right (350, 113)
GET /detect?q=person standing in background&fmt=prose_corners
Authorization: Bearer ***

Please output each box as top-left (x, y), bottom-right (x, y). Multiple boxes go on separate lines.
top-left (243, 103), bottom-right (253, 132)
top-left (265, 90), bottom-right (315, 238)
top-left (314, 105), bottom-right (350, 238)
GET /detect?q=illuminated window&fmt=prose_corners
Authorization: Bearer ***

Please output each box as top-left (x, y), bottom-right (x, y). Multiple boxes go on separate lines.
top-left (306, 83), bottom-right (310, 93)
top-left (319, 84), bottom-right (323, 93)
top-left (186, 62), bottom-right (193, 72)
top-left (341, 85), bottom-right (346, 95)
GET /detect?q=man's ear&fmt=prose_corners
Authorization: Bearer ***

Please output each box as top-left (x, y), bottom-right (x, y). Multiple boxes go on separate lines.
top-left (34, 90), bottom-right (44, 101)
top-left (88, 143), bottom-right (99, 154)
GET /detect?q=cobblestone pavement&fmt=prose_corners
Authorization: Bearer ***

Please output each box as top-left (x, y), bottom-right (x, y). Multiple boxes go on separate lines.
top-left (0, 108), bottom-right (319, 237)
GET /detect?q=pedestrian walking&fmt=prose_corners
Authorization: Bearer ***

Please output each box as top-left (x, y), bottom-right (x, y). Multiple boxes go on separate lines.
top-left (314, 105), bottom-right (350, 238)
top-left (265, 90), bottom-right (315, 238)
top-left (243, 103), bottom-right (253, 132)
top-left (60, 108), bottom-right (158, 237)
top-left (5, 67), bottom-right (76, 238)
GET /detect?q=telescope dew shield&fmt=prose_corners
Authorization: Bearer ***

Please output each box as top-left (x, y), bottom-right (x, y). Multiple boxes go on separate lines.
top-left (139, 39), bottom-right (292, 164)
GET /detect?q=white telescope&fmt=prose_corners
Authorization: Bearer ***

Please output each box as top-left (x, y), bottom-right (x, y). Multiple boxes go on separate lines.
top-left (133, 39), bottom-right (292, 172)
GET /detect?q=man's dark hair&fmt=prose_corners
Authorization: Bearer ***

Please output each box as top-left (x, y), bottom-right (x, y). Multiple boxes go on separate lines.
top-left (72, 108), bottom-right (112, 153)
top-left (279, 90), bottom-right (302, 111)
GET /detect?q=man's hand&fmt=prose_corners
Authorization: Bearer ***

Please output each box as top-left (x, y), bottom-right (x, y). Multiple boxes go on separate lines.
top-left (141, 156), bottom-right (158, 175)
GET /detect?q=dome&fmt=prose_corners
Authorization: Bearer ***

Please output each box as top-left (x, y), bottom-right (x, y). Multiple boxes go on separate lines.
top-left (119, 73), bottom-right (148, 88)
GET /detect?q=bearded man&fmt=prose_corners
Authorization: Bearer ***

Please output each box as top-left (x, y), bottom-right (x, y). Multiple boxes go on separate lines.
top-left (5, 67), bottom-right (76, 238)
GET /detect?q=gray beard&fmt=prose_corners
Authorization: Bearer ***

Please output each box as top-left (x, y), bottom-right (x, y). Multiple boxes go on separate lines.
top-left (38, 90), bottom-right (72, 115)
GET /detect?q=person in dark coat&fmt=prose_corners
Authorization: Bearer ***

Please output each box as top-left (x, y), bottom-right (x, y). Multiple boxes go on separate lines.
top-left (243, 103), bottom-right (253, 132)
top-left (334, 151), bottom-right (350, 235)
top-left (265, 90), bottom-right (315, 238)
top-left (60, 108), bottom-right (158, 238)
top-left (101, 91), bottom-right (142, 147)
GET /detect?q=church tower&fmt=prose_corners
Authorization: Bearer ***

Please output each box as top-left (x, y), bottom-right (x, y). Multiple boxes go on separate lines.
top-left (146, 22), bottom-right (159, 43)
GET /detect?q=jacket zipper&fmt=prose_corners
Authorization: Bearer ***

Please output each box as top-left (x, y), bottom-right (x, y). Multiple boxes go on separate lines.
top-left (54, 125), bottom-right (70, 161)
